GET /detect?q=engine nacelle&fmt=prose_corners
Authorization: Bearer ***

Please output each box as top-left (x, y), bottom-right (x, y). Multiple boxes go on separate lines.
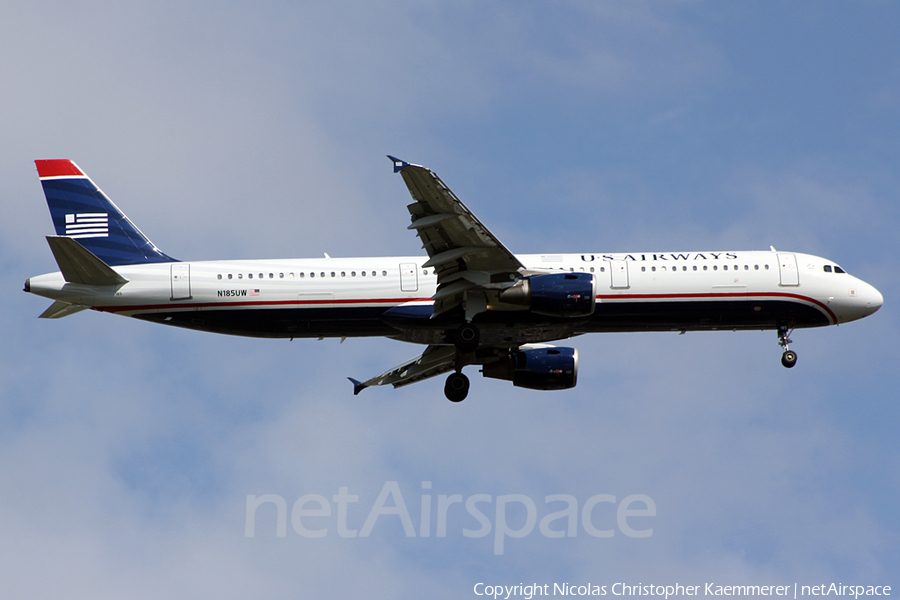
top-left (498, 272), bottom-right (596, 317)
top-left (482, 347), bottom-right (578, 391)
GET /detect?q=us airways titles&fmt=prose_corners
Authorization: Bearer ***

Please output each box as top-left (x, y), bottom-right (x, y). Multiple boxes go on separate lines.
top-left (581, 252), bottom-right (740, 262)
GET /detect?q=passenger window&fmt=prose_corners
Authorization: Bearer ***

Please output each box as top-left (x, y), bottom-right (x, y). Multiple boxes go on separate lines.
top-left (693, 266), bottom-right (697, 271)
top-left (217, 274), bottom-right (222, 280)
top-left (383, 271), bottom-right (387, 276)
top-left (823, 265), bottom-right (832, 273)
top-left (331, 272), bottom-right (336, 277)
top-left (351, 271), bottom-right (356, 277)
top-left (310, 272), bottom-right (315, 278)
top-left (238, 273), bottom-right (243, 279)
top-left (713, 265), bottom-right (718, 271)
top-left (279, 273), bottom-right (284, 278)
top-left (248, 273), bottom-right (253, 279)
top-left (361, 271), bottom-right (366, 276)
top-left (754, 265), bottom-right (759, 270)
top-left (744, 265), bottom-right (749, 270)
top-left (641, 266), bottom-right (646, 272)
top-left (228, 274), bottom-right (233, 279)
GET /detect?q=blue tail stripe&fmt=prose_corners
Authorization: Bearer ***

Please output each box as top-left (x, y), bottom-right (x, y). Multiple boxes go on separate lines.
top-left (41, 178), bottom-right (177, 266)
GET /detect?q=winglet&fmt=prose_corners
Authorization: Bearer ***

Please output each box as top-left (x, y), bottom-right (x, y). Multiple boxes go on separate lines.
top-left (348, 377), bottom-right (367, 396)
top-left (387, 155), bottom-right (408, 173)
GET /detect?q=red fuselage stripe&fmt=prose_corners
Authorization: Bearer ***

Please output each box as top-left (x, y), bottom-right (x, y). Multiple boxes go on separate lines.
top-left (96, 297), bottom-right (433, 314)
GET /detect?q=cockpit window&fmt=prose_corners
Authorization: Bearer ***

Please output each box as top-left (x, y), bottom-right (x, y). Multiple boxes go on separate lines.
top-left (834, 266), bottom-right (846, 274)
top-left (823, 265), bottom-right (832, 273)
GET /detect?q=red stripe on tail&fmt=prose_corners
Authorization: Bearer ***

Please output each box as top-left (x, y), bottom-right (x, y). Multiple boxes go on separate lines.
top-left (35, 159), bottom-right (85, 178)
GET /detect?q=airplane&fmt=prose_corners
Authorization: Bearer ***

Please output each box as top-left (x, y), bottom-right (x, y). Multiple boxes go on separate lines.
top-left (25, 157), bottom-right (883, 402)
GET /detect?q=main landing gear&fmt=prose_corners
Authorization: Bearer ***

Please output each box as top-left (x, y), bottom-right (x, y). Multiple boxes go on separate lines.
top-left (454, 323), bottom-right (480, 352)
top-left (778, 325), bottom-right (797, 368)
top-left (443, 323), bottom-right (480, 402)
top-left (444, 371), bottom-right (470, 402)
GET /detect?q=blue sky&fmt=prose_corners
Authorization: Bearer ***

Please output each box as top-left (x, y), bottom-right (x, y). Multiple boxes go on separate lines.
top-left (1, 1), bottom-right (897, 597)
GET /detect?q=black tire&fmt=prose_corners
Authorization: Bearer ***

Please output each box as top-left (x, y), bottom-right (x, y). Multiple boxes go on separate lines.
top-left (444, 372), bottom-right (470, 402)
top-left (781, 350), bottom-right (797, 368)
top-left (454, 323), bottom-right (480, 352)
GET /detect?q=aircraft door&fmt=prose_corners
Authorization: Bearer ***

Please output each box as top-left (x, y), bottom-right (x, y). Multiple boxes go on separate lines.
top-left (608, 260), bottom-right (630, 289)
top-left (399, 263), bottom-right (418, 292)
top-left (777, 254), bottom-right (799, 286)
top-left (170, 263), bottom-right (192, 300)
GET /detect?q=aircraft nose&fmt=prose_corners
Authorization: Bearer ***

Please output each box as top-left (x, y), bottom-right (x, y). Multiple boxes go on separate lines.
top-left (865, 283), bottom-right (883, 316)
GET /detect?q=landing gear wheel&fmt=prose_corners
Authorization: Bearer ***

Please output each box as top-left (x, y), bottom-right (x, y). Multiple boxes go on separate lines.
top-left (781, 350), bottom-right (797, 369)
top-left (444, 372), bottom-right (470, 402)
top-left (454, 323), bottom-right (480, 352)
top-left (776, 325), bottom-right (797, 369)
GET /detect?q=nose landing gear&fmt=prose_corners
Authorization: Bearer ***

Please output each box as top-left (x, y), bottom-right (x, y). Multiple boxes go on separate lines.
top-left (778, 325), bottom-right (797, 368)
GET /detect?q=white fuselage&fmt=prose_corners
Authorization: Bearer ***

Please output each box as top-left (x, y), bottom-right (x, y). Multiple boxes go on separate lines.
top-left (26, 250), bottom-right (883, 343)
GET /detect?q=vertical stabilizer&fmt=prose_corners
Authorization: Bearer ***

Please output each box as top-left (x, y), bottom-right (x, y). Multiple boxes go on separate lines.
top-left (35, 159), bottom-right (177, 266)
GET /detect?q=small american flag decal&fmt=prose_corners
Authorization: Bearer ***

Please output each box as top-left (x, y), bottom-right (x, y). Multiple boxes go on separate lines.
top-left (65, 213), bottom-right (108, 238)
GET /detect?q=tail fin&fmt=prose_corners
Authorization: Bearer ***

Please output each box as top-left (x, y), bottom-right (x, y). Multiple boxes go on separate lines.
top-left (35, 159), bottom-right (177, 266)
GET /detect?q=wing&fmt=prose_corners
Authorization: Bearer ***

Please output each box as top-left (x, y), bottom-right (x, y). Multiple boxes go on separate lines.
top-left (389, 156), bottom-right (525, 318)
top-left (348, 344), bottom-right (457, 395)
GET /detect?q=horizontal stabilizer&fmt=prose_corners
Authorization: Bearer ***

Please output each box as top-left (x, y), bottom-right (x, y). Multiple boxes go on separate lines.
top-left (39, 301), bottom-right (88, 319)
top-left (46, 236), bottom-right (128, 286)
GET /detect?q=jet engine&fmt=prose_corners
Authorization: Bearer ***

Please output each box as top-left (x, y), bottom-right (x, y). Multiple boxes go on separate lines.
top-left (482, 346), bottom-right (578, 390)
top-left (498, 272), bottom-right (596, 317)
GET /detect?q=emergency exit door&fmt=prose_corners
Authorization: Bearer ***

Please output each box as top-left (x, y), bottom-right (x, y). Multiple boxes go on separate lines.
top-left (608, 260), bottom-right (630, 289)
top-left (399, 263), bottom-right (418, 292)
